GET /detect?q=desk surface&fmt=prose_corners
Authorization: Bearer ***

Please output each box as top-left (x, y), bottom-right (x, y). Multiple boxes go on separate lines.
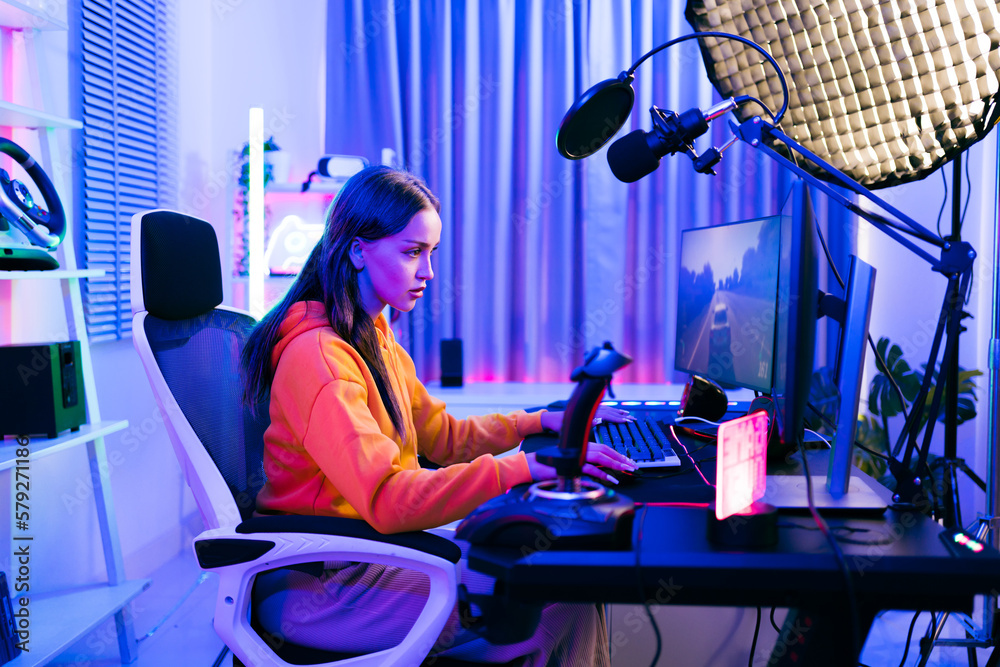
top-left (465, 395), bottom-right (999, 664)
top-left (496, 417), bottom-right (998, 611)
top-left (468, 504), bottom-right (1000, 612)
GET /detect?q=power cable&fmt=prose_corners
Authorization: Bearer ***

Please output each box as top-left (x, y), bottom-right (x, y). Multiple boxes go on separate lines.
top-left (748, 606), bottom-right (762, 667)
top-left (800, 435), bottom-right (861, 664)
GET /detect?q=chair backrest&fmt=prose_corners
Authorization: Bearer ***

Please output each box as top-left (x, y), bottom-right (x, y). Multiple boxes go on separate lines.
top-left (130, 210), bottom-right (270, 530)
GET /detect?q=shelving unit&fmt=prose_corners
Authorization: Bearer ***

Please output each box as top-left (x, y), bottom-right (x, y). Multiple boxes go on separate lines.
top-left (0, 420), bottom-right (127, 471)
top-left (0, 0), bottom-right (67, 31)
top-left (0, 4), bottom-right (148, 664)
top-left (0, 100), bottom-right (81, 129)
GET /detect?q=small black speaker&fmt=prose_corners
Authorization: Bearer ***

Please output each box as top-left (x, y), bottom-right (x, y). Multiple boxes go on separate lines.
top-left (678, 374), bottom-right (728, 422)
top-left (0, 341), bottom-right (86, 439)
top-left (440, 338), bottom-right (464, 387)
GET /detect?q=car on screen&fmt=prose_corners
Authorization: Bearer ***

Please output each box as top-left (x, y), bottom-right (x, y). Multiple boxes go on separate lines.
top-left (709, 302), bottom-right (732, 358)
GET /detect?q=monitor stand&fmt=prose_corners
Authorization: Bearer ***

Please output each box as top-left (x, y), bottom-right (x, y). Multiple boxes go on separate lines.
top-left (762, 474), bottom-right (889, 516)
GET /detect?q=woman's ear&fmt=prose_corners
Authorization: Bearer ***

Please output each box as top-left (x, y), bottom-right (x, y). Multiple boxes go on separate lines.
top-left (348, 238), bottom-right (365, 270)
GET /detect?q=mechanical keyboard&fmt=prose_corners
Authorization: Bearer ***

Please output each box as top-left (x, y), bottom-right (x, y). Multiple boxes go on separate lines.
top-left (593, 415), bottom-right (682, 468)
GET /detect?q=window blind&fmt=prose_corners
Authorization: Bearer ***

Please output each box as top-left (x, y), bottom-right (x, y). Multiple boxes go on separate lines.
top-left (73, 0), bottom-right (177, 341)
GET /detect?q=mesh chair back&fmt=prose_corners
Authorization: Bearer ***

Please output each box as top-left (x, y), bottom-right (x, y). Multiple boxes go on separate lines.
top-left (143, 310), bottom-right (269, 522)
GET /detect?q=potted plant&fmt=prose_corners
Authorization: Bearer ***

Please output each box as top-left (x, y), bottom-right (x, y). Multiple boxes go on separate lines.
top-left (807, 337), bottom-right (982, 505)
top-left (233, 136), bottom-right (281, 276)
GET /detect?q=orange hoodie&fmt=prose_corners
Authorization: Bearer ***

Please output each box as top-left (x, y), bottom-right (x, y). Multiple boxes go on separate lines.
top-left (254, 301), bottom-right (539, 533)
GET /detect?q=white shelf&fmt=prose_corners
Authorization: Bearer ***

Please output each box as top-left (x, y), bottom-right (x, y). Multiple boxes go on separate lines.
top-left (0, 420), bottom-right (129, 470)
top-left (0, 100), bottom-right (81, 129)
top-left (0, 268), bottom-right (105, 280)
top-left (5, 580), bottom-right (151, 667)
top-left (0, 0), bottom-right (67, 30)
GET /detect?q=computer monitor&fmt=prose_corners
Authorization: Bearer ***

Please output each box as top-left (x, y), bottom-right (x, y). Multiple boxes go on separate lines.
top-left (772, 180), bottom-right (818, 453)
top-left (675, 182), bottom-right (817, 452)
top-left (675, 215), bottom-right (782, 393)
top-left (759, 181), bottom-right (886, 512)
top-left (675, 182), bottom-right (886, 512)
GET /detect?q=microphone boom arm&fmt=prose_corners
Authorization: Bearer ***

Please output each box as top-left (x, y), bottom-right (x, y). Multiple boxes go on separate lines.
top-left (732, 117), bottom-right (972, 273)
top-left (732, 115), bottom-right (977, 511)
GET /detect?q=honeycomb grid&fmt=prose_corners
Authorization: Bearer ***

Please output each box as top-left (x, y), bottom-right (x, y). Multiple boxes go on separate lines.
top-left (686, 0), bottom-right (1000, 188)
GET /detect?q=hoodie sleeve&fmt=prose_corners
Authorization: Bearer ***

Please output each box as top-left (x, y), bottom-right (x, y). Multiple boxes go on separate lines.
top-left (301, 377), bottom-right (533, 533)
top-left (393, 341), bottom-right (545, 466)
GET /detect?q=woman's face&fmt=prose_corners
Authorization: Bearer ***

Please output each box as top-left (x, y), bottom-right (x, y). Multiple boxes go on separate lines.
top-left (352, 208), bottom-right (442, 319)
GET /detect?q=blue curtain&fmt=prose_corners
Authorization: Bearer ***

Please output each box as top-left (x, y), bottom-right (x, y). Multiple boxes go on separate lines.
top-left (325, 0), bottom-right (852, 384)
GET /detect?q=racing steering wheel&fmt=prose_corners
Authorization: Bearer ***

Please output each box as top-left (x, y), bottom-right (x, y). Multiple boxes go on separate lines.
top-left (0, 138), bottom-right (66, 269)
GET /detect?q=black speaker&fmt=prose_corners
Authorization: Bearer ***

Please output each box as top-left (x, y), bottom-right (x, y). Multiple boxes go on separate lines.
top-left (678, 374), bottom-right (728, 422)
top-left (440, 338), bottom-right (464, 387)
top-left (0, 341), bottom-right (86, 439)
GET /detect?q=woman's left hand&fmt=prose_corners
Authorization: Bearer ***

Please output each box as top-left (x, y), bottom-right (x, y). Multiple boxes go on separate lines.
top-left (539, 405), bottom-right (636, 434)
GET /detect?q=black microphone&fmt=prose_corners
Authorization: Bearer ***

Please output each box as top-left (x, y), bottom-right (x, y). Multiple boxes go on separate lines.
top-left (607, 98), bottom-right (736, 182)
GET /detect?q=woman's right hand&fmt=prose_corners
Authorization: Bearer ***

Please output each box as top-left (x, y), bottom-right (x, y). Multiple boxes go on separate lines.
top-left (525, 443), bottom-right (637, 485)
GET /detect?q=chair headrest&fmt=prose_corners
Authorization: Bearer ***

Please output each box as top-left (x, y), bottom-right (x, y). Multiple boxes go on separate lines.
top-left (138, 210), bottom-right (223, 320)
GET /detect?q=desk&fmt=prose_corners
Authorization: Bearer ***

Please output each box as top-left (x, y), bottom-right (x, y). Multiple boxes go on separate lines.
top-left (468, 425), bottom-right (1000, 666)
top-left (469, 505), bottom-right (1000, 665)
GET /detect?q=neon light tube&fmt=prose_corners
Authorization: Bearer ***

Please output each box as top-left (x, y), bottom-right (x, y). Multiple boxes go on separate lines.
top-left (248, 107), bottom-right (265, 317)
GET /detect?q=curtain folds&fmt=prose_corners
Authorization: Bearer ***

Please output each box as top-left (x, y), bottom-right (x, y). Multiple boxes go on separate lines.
top-left (326, 0), bottom-right (852, 385)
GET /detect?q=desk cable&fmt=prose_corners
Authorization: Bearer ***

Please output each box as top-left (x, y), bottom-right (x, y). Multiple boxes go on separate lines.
top-left (632, 504), bottom-right (662, 667)
top-left (896, 611), bottom-right (937, 667)
top-left (748, 606), bottom-right (763, 667)
top-left (668, 425), bottom-right (715, 487)
top-left (799, 433), bottom-right (863, 665)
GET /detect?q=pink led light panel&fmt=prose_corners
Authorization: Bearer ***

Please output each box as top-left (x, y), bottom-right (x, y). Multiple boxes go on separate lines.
top-left (715, 410), bottom-right (770, 520)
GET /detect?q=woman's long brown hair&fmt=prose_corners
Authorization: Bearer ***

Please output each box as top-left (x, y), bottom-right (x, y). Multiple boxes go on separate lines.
top-left (241, 166), bottom-right (439, 436)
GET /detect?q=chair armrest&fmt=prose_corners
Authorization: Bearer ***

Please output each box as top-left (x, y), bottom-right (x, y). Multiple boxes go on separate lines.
top-left (193, 523), bottom-right (460, 667)
top-left (236, 515), bottom-right (461, 563)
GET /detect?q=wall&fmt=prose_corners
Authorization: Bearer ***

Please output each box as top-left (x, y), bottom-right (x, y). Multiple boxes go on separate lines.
top-left (101, 0), bottom-right (329, 579)
top-left (183, 0), bottom-right (329, 306)
top-left (5, 1), bottom-right (329, 595)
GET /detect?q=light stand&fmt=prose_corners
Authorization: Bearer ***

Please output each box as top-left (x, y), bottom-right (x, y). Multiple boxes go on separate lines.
top-left (914, 149), bottom-right (1000, 667)
top-left (731, 115), bottom-right (998, 663)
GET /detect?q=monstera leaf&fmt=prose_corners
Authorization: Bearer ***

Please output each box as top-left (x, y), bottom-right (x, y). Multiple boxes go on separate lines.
top-left (808, 336), bottom-right (981, 481)
top-left (808, 367), bottom-right (889, 478)
top-left (920, 364), bottom-right (983, 426)
top-left (868, 338), bottom-right (921, 418)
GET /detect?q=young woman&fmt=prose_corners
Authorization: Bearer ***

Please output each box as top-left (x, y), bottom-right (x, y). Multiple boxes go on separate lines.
top-left (241, 166), bottom-right (636, 664)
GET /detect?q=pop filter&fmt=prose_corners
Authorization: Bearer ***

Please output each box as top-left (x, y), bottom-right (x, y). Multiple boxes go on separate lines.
top-left (556, 73), bottom-right (635, 159)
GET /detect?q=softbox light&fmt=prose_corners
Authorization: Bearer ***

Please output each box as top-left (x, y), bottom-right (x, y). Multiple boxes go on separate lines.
top-left (686, 0), bottom-right (1000, 189)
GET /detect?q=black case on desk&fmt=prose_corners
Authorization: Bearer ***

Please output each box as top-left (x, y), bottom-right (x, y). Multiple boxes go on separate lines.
top-left (0, 341), bottom-right (86, 439)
